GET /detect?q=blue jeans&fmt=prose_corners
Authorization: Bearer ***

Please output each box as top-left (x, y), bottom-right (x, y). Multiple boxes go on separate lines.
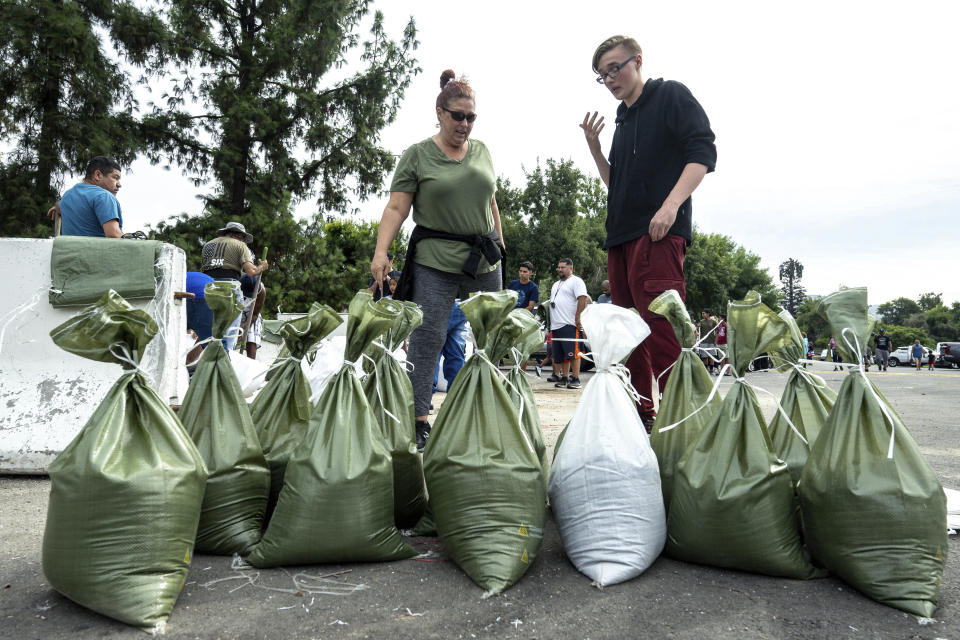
top-left (433, 302), bottom-right (468, 392)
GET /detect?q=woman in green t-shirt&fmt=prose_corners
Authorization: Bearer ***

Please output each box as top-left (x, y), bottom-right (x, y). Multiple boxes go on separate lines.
top-left (370, 69), bottom-right (505, 452)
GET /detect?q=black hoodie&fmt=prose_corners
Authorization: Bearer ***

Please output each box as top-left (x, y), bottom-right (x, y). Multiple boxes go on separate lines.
top-left (605, 78), bottom-right (717, 249)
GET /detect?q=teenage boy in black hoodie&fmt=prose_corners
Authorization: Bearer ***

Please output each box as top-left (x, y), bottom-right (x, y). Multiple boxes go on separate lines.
top-left (580, 35), bottom-right (717, 428)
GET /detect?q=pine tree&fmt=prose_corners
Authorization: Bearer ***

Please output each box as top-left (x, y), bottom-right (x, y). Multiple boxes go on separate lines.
top-left (778, 258), bottom-right (807, 316)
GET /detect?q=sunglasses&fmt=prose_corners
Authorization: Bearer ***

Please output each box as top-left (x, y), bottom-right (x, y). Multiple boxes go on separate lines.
top-left (442, 107), bottom-right (477, 123)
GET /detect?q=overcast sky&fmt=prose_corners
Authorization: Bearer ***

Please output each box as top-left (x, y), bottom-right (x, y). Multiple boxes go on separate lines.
top-left (109, 0), bottom-right (960, 306)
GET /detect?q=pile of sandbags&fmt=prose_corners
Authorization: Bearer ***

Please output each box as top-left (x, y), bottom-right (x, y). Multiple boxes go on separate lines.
top-left (549, 303), bottom-right (665, 586)
top-left (43, 291), bottom-right (208, 633)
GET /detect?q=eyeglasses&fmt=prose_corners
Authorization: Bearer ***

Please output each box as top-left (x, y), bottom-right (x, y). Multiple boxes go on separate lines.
top-left (442, 107), bottom-right (477, 123)
top-left (595, 56), bottom-right (637, 84)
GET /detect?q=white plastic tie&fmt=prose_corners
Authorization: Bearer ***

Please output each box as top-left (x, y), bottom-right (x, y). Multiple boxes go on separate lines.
top-left (657, 363), bottom-right (730, 434)
top-left (472, 348), bottom-right (533, 455)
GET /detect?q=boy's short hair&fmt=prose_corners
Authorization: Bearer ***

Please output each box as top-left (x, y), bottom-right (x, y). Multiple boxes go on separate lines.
top-left (592, 35), bottom-right (642, 73)
top-left (519, 261), bottom-right (534, 271)
top-left (84, 156), bottom-right (121, 179)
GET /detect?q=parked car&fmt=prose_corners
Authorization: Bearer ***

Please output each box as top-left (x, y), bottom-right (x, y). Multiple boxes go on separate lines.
top-left (887, 345), bottom-right (933, 367)
top-left (936, 342), bottom-right (960, 368)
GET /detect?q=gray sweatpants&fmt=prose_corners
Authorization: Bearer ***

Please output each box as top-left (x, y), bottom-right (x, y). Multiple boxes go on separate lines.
top-left (407, 262), bottom-right (502, 417)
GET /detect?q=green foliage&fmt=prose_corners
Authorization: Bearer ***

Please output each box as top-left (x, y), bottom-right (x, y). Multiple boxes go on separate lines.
top-left (778, 258), bottom-right (806, 316)
top-left (917, 292), bottom-right (943, 312)
top-left (876, 297), bottom-right (921, 326)
top-left (923, 305), bottom-right (958, 342)
top-left (498, 159), bottom-right (607, 296)
top-left (152, 211), bottom-right (405, 314)
top-left (0, 0), bottom-right (165, 237)
top-left (684, 228), bottom-right (780, 318)
top-left (154, 1), bottom-right (419, 218)
top-left (795, 296), bottom-right (828, 345)
top-left (877, 325), bottom-right (933, 350)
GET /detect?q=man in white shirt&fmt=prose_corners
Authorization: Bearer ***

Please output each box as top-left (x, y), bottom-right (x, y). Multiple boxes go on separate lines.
top-left (547, 258), bottom-right (590, 389)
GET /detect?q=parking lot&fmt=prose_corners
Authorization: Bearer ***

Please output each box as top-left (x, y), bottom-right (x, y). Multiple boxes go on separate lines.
top-left (2, 364), bottom-right (959, 639)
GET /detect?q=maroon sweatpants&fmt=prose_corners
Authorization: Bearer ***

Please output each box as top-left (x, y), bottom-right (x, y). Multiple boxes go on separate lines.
top-left (607, 234), bottom-right (686, 417)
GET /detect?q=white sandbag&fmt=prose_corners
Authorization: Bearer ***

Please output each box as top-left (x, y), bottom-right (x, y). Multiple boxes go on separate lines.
top-left (303, 336), bottom-right (347, 404)
top-left (945, 487), bottom-right (960, 530)
top-left (548, 304), bottom-right (666, 586)
top-left (228, 349), bottom-right (269, 397)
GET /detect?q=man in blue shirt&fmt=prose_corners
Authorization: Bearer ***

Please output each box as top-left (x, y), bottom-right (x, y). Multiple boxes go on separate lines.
top-left (508, 261), bottom-right (539, 312)
top-left (59, 156), bottom-right (124, 238)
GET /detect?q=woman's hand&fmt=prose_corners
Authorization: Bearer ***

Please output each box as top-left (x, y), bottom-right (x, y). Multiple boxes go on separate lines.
top-left (370, 251), bottom-right (392, 294)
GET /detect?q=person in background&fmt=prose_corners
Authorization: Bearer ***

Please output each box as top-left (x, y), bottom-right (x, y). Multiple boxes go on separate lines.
top-left (185, 271), bottom-right (214, 368)
top-left (432, 301), bottom-right (468, 395)
top-left (580, 35), bottom-right (716, 430)
top-left (56, 156), bottom-right (124, 238)
top-left (832, 341), bottom-right (841, 371)
top-left (508, 261), bottom-right (539, 313)
top-left (367, 252), bottom-right (396, 301)
top-left (697, 309), bottom-right (718, 374)
top-left (200, 221), bottom-right (269, 351)
top-left (928, 348), bottom-right (936, 371)
top-left (715, 314), bottom-right (728, 373)
top-left (369, 69), bottom-right (505, 452)
top-left (597, 280), bottom-right (612, 303)
top-left (547, 258), bottom-right (589, 390)
top-left (240, 273), bottom-right (266, 360)
top-left (912, 340), bottom-right (924, 371)
top-left (873, 328), bottom-right (892, 372)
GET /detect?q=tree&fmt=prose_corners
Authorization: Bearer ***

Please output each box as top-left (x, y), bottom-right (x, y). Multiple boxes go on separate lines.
top-left (154, 1), bottom-right (418, 219)
top-left (917, 292), bottom-right (943, 312)
top-left (876, 297), bottom-right (921, 326)
top-left (924, 305), bottom-right (958, 343)
top-left (0, 0), bottom-right (165, 237)
top-left (684, 228), bottom-right (780, 318)
top-left (794, 296), bottom-right (828, 347)
top-left (498, 159), bottom-right (608, 297)
top-left (778, 258), bottom-right (806, 316)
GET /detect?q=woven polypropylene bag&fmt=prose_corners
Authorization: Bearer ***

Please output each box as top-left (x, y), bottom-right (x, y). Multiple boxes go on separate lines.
top-left (178, 281), bottom-right (270, 555)
top-left (247, 292), bottom-right (415, 566)
top-left (423, 290), bottom-right (546, 596)
top-left (43, 290), bottom-right (207, 632)
top-left (800, 287), bottom-right (946, 616)
top-left (549, 303), bottom-right (665, 586)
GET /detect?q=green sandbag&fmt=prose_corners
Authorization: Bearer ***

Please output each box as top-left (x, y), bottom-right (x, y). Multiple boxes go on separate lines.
top-left (501, 309), bottom-right (547, 473)
top-left (247, 292), bottom-right (415, 566)
top-left (178, 282), bottom-right (270, 555)
top-left (49, 236), bottom-right (162, 307)
top-left (649, 290), bottom-right (722, 508)
top-left (43, 290), bottom-right (207, 633)
top-left (251, 302), bottom-right (342, 517)
top-left (666, 291), bottom-right (820, 579)
top-left (362, 300), bottom-right (427, 529)
top-left (799, 287), bottom-right (946, 617)
top-left (767, 310), bottom-right (836, 487)
top-left (423, 290), bottom-right (547, 596)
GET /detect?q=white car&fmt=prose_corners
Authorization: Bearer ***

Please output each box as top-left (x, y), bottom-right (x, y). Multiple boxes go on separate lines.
top-left (887, 345), bottom-right (932, 367)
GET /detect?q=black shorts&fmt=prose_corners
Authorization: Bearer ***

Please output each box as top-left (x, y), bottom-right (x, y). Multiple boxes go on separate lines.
top-left (552, 324), bottom-right (580, 362)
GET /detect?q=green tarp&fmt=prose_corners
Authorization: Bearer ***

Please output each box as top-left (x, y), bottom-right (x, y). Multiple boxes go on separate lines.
top-left (251, 302), bottom-right (342, 517)
top-left (496, 309), bottom-right (547, 473)
top-left (799, 287), bottom-right (947, 617)
top-left (43, 290), bottom-right (207, 632)
top-left (666, 291), bottom-right (820, 579)
top-left (362, 299), bottom-right (427, 529)
top-left (767, 310), bottom-right (836, 487)
top-left (423, 290), bottom-right (546, 596)
top-left (247, 292), bottom-right (415, 566)
top-left (649, 289), bottom-right (722, 509)
top-left (49, 236), bottom-right (162, 307)
top-left (178, 282), bottom-right (270, 555)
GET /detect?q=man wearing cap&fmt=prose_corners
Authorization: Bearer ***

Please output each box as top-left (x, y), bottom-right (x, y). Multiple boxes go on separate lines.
top-left (873, 328), bottom-right (892, 372)
top-left (201, 221), bottom-right (269, 350)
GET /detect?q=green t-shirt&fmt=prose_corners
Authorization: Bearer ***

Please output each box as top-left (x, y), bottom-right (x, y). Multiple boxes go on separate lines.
top-left (390, 137), bottom-right (497, 275)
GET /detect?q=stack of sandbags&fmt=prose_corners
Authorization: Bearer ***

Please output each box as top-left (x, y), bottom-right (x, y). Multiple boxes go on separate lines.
top-left (424, 290), bottom-right (546, 596)
top-left (667, 291), bottom-right (820, 579)
top-left (43, 290), bottom-right (207, 633)
top-left (251, 302), bottom-right (341, 515)
top-left (549, 303), bottom-right (665, 586)
top-left (247, 292), bottom-right (415, 566)
top-left (178, 281), bottom-right (270, 555)
top-left (649, 289), bottom-right (722, 508)
top-left (362, 299), bottom-right (427, 529)
top-left (767, 309), bottom-right (836, 487)
top-left (800, 287), bottom-right (947, 616)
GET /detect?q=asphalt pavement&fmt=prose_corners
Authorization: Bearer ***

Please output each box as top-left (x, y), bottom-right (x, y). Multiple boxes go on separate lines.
top-left (2, 365), bottom-right (959, 640)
